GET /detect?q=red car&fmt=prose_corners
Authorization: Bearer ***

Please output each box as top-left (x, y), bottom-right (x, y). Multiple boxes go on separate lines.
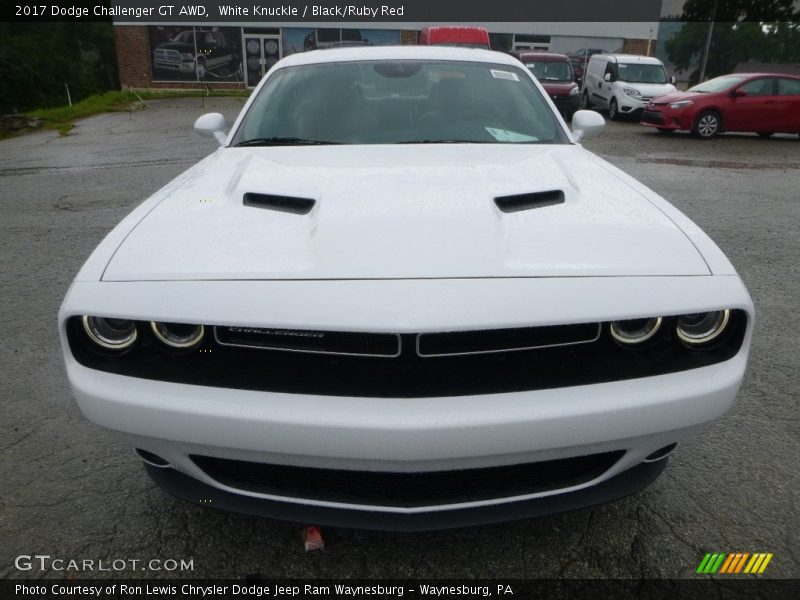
top-left (418, 26), bottom-right (491, 49)
top-left (641, 72), bottom-right (800, 138)
top-left (517, 52), bottom-right (580, 120)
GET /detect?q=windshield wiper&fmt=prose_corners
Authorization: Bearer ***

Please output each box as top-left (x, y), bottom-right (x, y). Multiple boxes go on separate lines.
top-left (234, 137), bottom-right (341, 147)
top-left (396, 139), bottom-right (491, 144)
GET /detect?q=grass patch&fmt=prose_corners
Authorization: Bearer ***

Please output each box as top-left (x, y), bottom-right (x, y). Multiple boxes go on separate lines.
top-left (22, 88), bottom-right (250, 137)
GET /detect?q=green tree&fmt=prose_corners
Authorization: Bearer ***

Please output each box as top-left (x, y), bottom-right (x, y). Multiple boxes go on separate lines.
top-left (665, 0), bottom-right (800, 85)
top-left (0, 22), bottom-right (118, 114)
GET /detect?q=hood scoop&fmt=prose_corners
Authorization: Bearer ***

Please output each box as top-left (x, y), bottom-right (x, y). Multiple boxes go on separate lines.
top-left (243, 192), bottom-right (315, 215)
top-left (495, 190), bottom-right (565, 213)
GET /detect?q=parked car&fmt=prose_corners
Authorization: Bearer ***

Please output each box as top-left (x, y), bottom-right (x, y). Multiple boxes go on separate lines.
top-left (517, 52), bottom-right (580, 120)
top-left (419, 26), bottom-right (491, 49)
top-left (582, 54), bottom-right (676, 120)
top-left (153, 29), bottom-right (239, 80)
top-left (567, 48), bottom-right (608, 83)
top-left (641, 73), bottom-right (800, 138)
top-left (60, 46), bottom-right (753, 531)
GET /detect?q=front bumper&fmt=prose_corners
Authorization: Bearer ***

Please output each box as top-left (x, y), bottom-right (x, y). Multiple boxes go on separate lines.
top-left (616, 95), bottom-right (654, 116)
top-left (551, 94), bottom-right (580, 117)
top-left (153, 60), bottom-right (195, 73)
top-left (61, 276), bottom-right (752, 525)
top-left (641, 106), bottom-right (693, 131)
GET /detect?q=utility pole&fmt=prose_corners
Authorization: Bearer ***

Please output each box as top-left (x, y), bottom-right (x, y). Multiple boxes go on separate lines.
top-left (698, 0), bottom-right (718, 82)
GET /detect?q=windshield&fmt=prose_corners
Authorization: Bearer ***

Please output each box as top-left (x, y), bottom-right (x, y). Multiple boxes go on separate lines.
top-left (525, 61), bottom-right (573, 82)
top-left (689, 75), bottom-right (747, 93)
top-left (231, 60), bottom-right (568, 146)
top-left (616, 63), bottom-right (668, 84)
top-left (172, 31), bottom-right (194, 44)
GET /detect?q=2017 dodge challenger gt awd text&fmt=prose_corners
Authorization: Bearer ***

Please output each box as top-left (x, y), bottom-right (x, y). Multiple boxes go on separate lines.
top-left (59, 47), bottom-right (753, 530)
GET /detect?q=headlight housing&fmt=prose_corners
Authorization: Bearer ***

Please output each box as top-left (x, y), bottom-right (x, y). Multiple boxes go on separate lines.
top-left (676, 310), bottom-right (731, 346)
top-left (609, 317), bottom-right (663, 346)
top-left (568, 86), bottom-right (579, 96)
top-left (180, 52), bottom-right (195, 61)
top-left (622, 86), bottom-right (642, 98)
top-left (81, 316), bottom-right (138, 351)
top-left (669, 100), bottom-right (694, 110)
top-left (151, 322), bottom-right (205, 349)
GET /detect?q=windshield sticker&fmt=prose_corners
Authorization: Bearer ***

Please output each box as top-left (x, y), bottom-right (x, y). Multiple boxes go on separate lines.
top-left (491, 69), bottom-right (519, 82)
top-left (485, 128), bottom-right (538, 142)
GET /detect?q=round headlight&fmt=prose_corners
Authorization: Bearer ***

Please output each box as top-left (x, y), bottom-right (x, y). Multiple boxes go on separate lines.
top-left (676, 310), bottom-right (730, 346)
top-left (150, 321), bottom-right (205, 349)
top-left (82, 316), bottom-right (138, 350)
top-left (609, 317), bottom-right (663, 346)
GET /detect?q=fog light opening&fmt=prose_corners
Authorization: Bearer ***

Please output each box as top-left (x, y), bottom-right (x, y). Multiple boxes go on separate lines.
top-left (135, 448), bottom-right (171, 468)
top-left (644, 443), bottom-right (677, 463)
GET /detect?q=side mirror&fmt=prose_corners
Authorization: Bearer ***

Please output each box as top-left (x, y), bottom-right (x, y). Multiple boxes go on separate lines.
top-left (603, 72), bottom-right (612, 82)
top-left (669, 75), bottom-right (676, 85)
top-left (571, 109), bottom-right (605, 142)
top-left (730, 88), bottom-right (747, 97)
top-left (193, 112), bottom-right (227, 145)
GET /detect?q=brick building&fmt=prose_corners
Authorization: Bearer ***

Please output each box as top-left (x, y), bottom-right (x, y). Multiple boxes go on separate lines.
top-left (114, 22), bottom-right (659, 90)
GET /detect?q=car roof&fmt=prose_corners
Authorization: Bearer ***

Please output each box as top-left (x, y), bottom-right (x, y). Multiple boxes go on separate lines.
top-left (592, 54), bottom-right (663, 65)
top-left (517, 52), bottom-right (570, 62)
top-left (729, 72), bottom-right (800, 79)
top-left (277, 45), bottom-right (519, 68)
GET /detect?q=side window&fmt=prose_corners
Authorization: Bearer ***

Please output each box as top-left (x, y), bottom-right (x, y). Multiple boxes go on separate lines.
top-left (778, 78), bottom-right (800, 96)
top-left (738, 78), bottom-right (775, 96)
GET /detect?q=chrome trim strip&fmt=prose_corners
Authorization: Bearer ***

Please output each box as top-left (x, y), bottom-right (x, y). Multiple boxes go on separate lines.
top-left (415, 323), bottom-right (602, 358)
top-left (213, 326), bottom-right (402, 358)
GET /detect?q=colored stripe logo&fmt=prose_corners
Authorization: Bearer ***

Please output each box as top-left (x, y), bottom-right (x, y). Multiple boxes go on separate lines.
top-left (696, 552), bottom-right (773, 574)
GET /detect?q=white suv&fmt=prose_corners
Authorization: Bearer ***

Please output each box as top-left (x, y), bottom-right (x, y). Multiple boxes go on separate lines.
top-left (582, 54), bottom-right (676, 120)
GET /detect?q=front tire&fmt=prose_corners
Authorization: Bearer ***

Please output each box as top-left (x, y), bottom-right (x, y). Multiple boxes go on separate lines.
top-left (693, 110), bottom-right (721, 138)
top-left (608, 98), bottom-right (620, 121)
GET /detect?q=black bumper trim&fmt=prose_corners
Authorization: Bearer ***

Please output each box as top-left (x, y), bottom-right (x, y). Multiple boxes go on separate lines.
top-left (144, 459), bottom-right (667, 531)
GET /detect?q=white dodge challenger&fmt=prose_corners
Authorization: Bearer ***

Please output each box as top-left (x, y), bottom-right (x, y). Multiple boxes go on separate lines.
top-left (59, 47), bottom-right (753, 530)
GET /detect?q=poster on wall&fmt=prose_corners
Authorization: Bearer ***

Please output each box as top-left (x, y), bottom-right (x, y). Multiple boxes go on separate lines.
top-left (282, 28), bottom-right (401, 56)
top-left (149, 26), bottom-right (243, 83)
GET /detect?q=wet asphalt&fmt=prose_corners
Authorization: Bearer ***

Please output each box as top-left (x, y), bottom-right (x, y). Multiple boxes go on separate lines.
top-left (0, 98), bottom-right (798, 579)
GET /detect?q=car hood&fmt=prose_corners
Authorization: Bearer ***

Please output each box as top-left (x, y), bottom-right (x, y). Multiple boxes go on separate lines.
top-left (157, 42), bottom-right (193, 52)
top-left (541, 81), bottom-right (578, 96)
top-left (651, 90), bottom-right (707, 104)
top-left (102, 145), bottom-right (709, 281)
top-left (619, 82), bottom-right (676, 97)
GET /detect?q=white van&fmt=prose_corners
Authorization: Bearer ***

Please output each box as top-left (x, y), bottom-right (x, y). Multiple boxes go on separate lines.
top-left (581, 54), bottom-right (676, 120)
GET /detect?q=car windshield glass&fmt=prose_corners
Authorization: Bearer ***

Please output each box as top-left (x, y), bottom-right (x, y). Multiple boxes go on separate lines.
top-left (231, 60), bottom-right (568, 145)
top-left (525, 61), bottom-right (573, 81)
top-left (172, 31), bottom-right (194, 44)
top-left (616, 63), bottom-right (667, 84)
top-left (689, 75), bottom-right (748, 93)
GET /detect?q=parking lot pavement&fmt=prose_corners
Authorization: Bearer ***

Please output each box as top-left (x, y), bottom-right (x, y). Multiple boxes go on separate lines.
top-left (1, 98), bottom-right (798, 579)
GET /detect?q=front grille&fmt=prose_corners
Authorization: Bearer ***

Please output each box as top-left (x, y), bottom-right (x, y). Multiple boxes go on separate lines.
top-left (418, 323), bottom-right (598, 356)
top-left (67, 311), bottom-right (748, 398)
top-left (191, 451), bottom-right (625, 507)
top-left (642, 110), bottom-right (665, 125)
top-left (155, 49), bottom-right (181, 61)
top-left (215, 326), bottom-right (400, 357)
